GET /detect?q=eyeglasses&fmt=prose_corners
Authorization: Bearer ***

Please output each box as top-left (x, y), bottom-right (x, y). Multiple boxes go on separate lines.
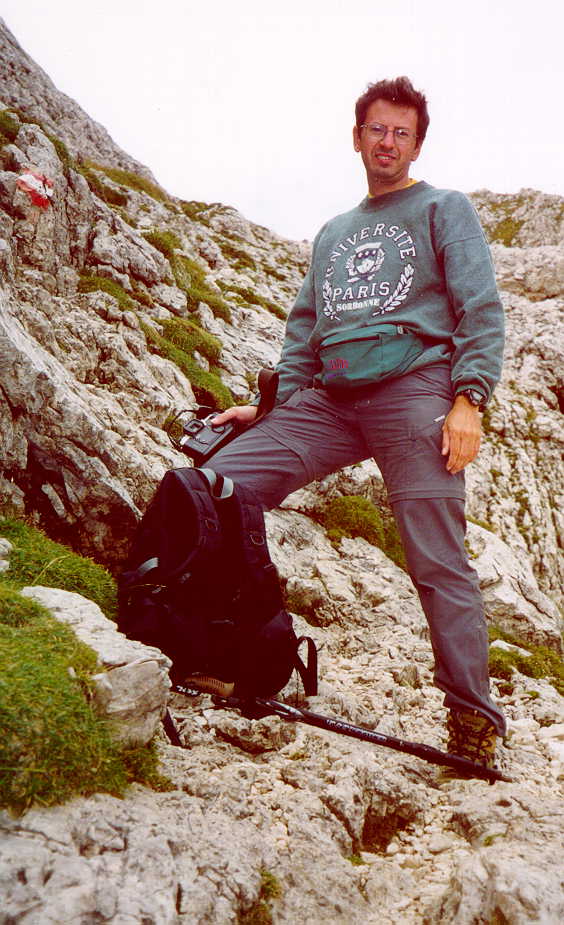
top-left (360, 122), bottom-right (415, 145)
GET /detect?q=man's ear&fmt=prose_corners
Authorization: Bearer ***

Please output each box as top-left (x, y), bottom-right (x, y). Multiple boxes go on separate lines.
top-left (411, 142), bottom-right (422, 163)
top-left (353, 125), bottom-right (361, 152)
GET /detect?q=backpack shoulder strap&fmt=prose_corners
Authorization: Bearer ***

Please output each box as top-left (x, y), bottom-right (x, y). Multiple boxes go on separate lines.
top-left (215, 479), bottom-right (277, 591)
top-left (124, 467), bottom-right (225, 587)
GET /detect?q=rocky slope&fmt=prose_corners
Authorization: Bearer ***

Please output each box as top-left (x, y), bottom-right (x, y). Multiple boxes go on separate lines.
top-left (0, 17), bottom-right (563, 924)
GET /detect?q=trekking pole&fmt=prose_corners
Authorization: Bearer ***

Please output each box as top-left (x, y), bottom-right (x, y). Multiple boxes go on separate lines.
top-left (214, 695), bottom-right (512, 784)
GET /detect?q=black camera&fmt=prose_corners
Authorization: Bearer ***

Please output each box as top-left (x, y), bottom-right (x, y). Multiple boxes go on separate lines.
top-left (165, 406), bottom-right (241, 465)
top-left (165, 369), bottom-right (279, 466)
top-left (179, 413), bottom-right (238, 464)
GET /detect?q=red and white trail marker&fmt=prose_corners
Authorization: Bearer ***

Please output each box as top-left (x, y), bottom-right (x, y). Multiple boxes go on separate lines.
top-left (16, 170), bottom-right (54, 209)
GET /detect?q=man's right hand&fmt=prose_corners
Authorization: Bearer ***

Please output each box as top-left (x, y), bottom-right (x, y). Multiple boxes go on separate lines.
top-left (212, 405), bottom-right (258, 426)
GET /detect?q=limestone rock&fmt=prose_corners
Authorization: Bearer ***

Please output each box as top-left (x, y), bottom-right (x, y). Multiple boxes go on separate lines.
top-left (466, 522), bottom-right (562, 651)
top-left (20, 586), bottom-right (171, 746)
top-left (0, 18), bottom-right (563, 925)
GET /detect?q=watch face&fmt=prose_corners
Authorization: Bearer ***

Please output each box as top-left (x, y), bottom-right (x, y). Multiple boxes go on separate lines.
top-left (465, 389), bottom-right (485, 408)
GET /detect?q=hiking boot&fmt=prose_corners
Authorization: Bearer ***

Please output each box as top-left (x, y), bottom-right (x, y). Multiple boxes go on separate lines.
top-left (438, 708), bottom-right (498, 783)
top-left (183, 675), bottom-right (235, 697)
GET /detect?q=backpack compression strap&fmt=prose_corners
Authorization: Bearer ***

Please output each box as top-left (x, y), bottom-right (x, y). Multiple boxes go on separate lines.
top-left (215, 479), bottom-right (319, 696)
top-left (295, 636), bottom-right (318, 697)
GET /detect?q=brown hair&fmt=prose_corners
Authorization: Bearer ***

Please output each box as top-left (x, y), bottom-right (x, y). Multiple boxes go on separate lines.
top-left (355, 77), bottom-right (429, 144)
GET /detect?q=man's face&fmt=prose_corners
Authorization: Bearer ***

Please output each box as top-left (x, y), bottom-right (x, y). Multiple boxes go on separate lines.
top-left (353, 99), bottom-right (422, 196)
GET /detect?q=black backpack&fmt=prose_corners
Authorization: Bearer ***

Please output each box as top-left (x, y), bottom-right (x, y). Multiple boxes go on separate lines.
top-left (117, 467), bottom-right (317, 699)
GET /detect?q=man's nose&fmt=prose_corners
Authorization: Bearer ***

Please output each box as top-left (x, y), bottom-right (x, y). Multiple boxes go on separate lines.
top-left (379, 128), bottom-right (395, 148)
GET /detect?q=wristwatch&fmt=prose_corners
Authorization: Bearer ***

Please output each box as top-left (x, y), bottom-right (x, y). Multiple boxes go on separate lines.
top-left (457, 388), bottom-right (487, 411)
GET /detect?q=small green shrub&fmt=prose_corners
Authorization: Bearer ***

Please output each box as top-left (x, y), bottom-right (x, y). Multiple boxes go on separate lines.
top-left (0, 517), bottom-right (117, 620)
top-left (317, 496), bottom-right (407, 571)
top-left (84, 162), bottom-right (169, 203)
top-left (141, 321), bottom-right (233, 410)
top-left (0, 109), bottom-right (20, 145)
top-left (78, 273), bottom-right (135, 313)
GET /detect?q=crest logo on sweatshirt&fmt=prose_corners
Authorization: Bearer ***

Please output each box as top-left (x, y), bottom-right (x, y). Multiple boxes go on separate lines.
top-left (322, 222), bottom-right (416, 322)
top-left (345, 243), bottom-right (385, 283)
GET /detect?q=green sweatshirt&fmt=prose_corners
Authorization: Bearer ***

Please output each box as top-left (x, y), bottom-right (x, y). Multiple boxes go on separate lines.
top-left (274, 181), bottom-right (504, 405)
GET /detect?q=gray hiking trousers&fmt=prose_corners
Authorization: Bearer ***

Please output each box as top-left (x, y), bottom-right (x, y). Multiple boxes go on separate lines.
top-left (209, 362), bottom-right (506, 735)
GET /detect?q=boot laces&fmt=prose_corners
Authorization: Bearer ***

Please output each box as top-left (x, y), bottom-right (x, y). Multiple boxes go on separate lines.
top-left (447, 709), bottom-right (497, 767)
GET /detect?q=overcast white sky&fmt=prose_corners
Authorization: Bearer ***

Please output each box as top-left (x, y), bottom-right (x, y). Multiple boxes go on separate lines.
top-left (2, 0), bottom-right (563, 241)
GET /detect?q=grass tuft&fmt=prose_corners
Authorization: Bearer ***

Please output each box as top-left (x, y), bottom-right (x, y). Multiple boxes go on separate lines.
top-left (174, 254), bottom-right (232, 322)
top-left (179, 199), bottom-right (212, 223)
top-left (238, 870), bottom-right (281, 925)
top-left (143, 229), bottom-right (182, 259)
top-left (0, 517), bottom-right (117, 620)
top-left (219, 281), bottom-right (286, 320)
top-left (142, 231), bottom-right (232, 322)
top-left (0, 520), bottom-right (172, 814)
top-left (488, 626), bottom-right (564, 695)
top-left (0, 109), bottom-right (20, 145)
top-left (78, 272), bottom-right (135, 313)
top-left (141, 320), bottom-right (234, 410)
top-left (79, 165), bottom-right (129, 206)
top-left (316, 496), bottom-right (407, 571)
top-left (84, 162), bottom-right (170, 203)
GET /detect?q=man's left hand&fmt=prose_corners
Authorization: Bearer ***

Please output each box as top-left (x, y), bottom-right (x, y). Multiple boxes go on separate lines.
top-left (441, 396), bottom-right (482, 474)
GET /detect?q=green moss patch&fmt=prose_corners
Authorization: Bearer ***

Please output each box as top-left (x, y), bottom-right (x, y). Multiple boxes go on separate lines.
top-left (143, 229), bottom-right (182, 259)
top-left (179, 199), bottom-right (212, 224)
top-left (79, 165), bottom-right (129, 206)
top-left (160, 317), bottom-right (222, 364)
top-left (219, 281), bottom-right (286, 321)
top-left (218, 238), bottom-right (256, 273)
top-left (0, 532), bottom-right (171, 814)
top-left (490, 217), bottom-right (524, 247)
top-left (0, 517), bottom-right (117, 620)
top-left (142, 231), bottom-right (232, 322)
top-left (78, 272), bottom-right (135, 313)
top-left (316, 496), bottom-right (407, 571)
top-left (488, 627), bottom-right (564, 696)
top-left (84, 162), bottom-right (170, 203)
top-left (141, 320), bottom-right (233, 410)
top-left (0, 109), bottom-right (20, 146)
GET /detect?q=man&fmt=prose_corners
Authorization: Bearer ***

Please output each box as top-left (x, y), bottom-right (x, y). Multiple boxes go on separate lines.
top-left (209, 76), bottom-right (506, 777)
